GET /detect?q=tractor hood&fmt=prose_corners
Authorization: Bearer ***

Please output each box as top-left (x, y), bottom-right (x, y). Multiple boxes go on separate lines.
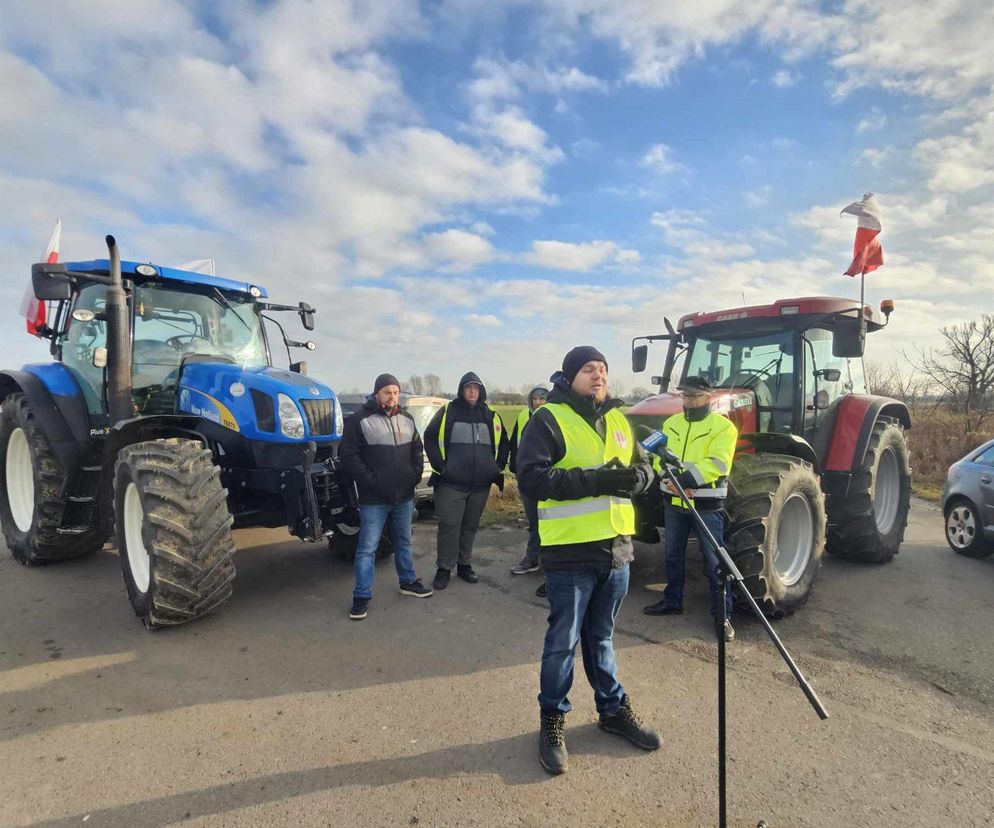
top-left (177, 362), bottom-right (341, 442)
top-left (626, 388), bottom-right (758, 436)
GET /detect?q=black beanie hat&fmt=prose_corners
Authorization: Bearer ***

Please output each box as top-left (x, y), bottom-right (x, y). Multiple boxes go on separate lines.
top-left (561, 346), bottom-right (608, 384)
top-left (373, 373), bottom-right (401, 394)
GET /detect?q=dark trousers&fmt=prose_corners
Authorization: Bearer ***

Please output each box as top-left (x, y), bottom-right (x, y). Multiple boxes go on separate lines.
top-left (538, 565), bottom-right (629, 716)
top-left (434, 484), bottom-right (489, 570)
top-left (662, 505), bottom-right (734, 621)
top-left (519, 491), bottom-right (541, 567)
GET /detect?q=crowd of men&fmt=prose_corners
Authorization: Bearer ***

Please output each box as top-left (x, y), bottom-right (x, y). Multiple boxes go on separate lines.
top-left (338, 346), bottom-right (738, 775)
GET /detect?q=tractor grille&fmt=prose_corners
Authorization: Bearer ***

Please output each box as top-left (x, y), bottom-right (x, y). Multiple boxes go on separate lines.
top-left (301, 398), bottom-right (335, 436)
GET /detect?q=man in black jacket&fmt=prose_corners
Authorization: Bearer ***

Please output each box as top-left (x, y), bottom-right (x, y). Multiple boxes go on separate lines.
top-left (424, 372), bottom-right (509, 590)
top-left (517, 346), bottom-right (659, 774)
top-left (340, 374), bottom-right (433, 620)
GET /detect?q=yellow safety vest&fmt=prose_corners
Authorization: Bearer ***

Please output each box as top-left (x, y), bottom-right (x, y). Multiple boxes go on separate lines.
top-left (437, 402), bottom-right (503, 461)
top-left (515, 407), bottom-right (531, 439)
top-left (537, 403), bottom-right (636, 546)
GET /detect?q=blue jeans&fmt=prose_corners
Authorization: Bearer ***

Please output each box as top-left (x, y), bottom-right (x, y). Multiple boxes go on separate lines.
top-left (519, 491), bottom-right (541, 566)
top-left (538, 565), bottom-right (629, 716)
top-left (662, 505), bottom-right (733, 621)
top-left (353, 500), bottom-right (417, 600)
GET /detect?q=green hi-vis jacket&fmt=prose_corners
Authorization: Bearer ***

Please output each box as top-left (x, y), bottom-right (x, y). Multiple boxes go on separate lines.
top-left (661, 410), bottom-right (738, 510)
top-left (537, 403), bottom-right (636, 546)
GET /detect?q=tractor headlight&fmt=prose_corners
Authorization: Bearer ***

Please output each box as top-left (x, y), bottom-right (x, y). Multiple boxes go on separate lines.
top-left (278, 393), bottom-right (305, 439)
top-left (334, 398), bottom-right (344, 436)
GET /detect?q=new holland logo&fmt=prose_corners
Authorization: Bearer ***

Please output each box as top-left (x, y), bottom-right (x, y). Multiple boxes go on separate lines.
top-left (309, 387), bottom-right (320, 396)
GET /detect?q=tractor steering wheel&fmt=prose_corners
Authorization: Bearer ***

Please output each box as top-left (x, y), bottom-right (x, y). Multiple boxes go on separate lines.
top-left (167, 334), bottom-right (213, 351)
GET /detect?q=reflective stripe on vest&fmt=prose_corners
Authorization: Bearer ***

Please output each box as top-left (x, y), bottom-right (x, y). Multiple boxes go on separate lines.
top-left (438, 402), bottom-right (502, 461)
top-left (537, 403), bottom-right (636, 546)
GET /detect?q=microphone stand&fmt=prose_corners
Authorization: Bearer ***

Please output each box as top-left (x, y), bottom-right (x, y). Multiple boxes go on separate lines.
top-left (656, 460), bottom-right (829, 828)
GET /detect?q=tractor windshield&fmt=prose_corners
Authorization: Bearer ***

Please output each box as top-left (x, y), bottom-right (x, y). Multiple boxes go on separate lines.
top-left (132, 283), bottom-right (268, 392)
top-left (684, 330), bottom-right (796, 431)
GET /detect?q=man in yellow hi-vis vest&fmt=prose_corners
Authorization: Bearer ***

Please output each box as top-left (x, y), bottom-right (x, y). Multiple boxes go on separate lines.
top-left (643, 376), bottom-right (739, 642)
top-left (517, 346), bottom-right (659, 775)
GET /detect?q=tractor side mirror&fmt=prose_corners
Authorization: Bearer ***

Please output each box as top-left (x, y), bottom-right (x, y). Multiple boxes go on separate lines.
top-left (809, 389), bottom-right (831, 411)
top-left (817, 368), bottom-right (842, 382)
top-left (290, 360), bottom-right (308, 375)
top-left (298, 302), bottom-right (315, 331)
top-left (832, 318), bottom-right (865, 358)
top-left (632, 344), bottom-right (648, 373)
top-left (32, 263), bottom-right (72, 301)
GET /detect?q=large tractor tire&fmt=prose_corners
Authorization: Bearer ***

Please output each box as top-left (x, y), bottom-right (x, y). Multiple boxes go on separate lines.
top-left (726, 453), bottom-right (827, 617)
top-left (0, 392), bottom-right (108, 564)
top-left (114, 439), bottom-right (236, 628)
top-left (826, 419), bottom-right (911, 564)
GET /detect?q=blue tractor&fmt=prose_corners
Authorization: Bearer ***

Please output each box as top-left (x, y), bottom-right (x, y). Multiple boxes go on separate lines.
top-left (0, 236), bottom-right (356, 627)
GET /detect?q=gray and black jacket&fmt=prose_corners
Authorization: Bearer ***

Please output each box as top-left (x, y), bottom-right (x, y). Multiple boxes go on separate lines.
top-left (424, 372), bottom-right (510, 493)
top-left (340, 398), bottom-right (423, 505)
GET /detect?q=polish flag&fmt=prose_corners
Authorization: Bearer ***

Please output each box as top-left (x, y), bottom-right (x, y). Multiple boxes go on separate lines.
top-left (21, 220), bottom-right (62, 336)
top-left (840, 193), bottom-right (883, 277)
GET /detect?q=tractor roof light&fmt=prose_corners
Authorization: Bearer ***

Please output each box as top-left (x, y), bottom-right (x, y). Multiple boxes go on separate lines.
top-left (249, 285), bottom-right (262, 298)
top-left (780, 305), bottom-right (800, 315)
top-left (880, 299), bottom-right (895, 319)
top-left (135, 264), bottom-right (157, 276)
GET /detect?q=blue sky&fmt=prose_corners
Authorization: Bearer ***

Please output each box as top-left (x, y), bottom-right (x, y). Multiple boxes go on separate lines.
top-left (1, 0), bottom-right (992, 396)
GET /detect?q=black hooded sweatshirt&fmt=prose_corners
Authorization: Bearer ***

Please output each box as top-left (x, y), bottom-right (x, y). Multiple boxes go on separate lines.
top-left (424, 372), bottom-right (510, 492)
top-left (509, 385), bottom-right (548, 475)
top-left (516, 373), bottom-right (637, 570)
top-left (340, 397), bottom-right (423, 505)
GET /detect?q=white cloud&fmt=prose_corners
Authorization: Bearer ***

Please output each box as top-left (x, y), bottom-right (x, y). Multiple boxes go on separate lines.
top-left (856, 107), bottom-right (887, 135)
top-left (423, 229), bottom-right (495, 269)
top-left (744, 185), bottom-right (773, 207)
top-left (772, 68), bottom-right (800, 87)
top-left (524, 240), bottom-right (620, 271)
top-left (465, 313), bottom-right (502, 327)
top-left (640, 143), bottom-right (682, 174)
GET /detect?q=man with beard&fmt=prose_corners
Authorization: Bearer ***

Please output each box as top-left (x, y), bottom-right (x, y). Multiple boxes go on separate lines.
top-left (517, 346), bottom-right (660, 775)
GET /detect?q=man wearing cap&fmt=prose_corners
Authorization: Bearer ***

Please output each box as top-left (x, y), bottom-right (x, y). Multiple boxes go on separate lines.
top-left (509, 385), bottom-right (549, 576)
top-left (517, 346), bottom-right (660, 775)
top-left (643, 376), bottom-right (739, 642)
top-left (340, 374), bottom-right (433, 620)
top-left (424, 372), bottom-right (509, 590)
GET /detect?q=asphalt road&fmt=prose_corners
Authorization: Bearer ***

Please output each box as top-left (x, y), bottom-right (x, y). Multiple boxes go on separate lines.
top-left (2, 497), bottom-right (992, 827)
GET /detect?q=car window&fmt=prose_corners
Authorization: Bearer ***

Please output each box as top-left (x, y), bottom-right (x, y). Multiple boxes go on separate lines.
top-left (973, 445), bottom-right (994, 467)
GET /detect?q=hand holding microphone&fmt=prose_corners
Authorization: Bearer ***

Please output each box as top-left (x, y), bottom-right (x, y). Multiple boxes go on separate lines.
top-left (636, 425), bottom-right (681, 468)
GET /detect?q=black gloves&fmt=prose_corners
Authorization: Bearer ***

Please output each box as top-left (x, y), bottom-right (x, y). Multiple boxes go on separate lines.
top-left (594, 464), bottom-right (639, 497)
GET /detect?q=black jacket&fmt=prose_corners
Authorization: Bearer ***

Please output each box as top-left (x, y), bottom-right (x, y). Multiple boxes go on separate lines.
top-left (509, 385), bottom-right (548, 475)
top-left (424, 372), bottom-right (510, 492)
top-left (516, 375), bottom-right (637, 570)
top-left (340, 398), bottom-right (423, 505)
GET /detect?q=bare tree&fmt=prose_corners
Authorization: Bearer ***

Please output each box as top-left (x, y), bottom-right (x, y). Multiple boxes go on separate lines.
top-left (424, 373), bottom-right (442, 396)
top-left (407, 374), bottom-right (426, 395)
top-left (610, 380), bottom-right (626, 400)
top-left (630, 386), bottom-right (651, 401)
top-left (913, 315), bottom-right (994, 430)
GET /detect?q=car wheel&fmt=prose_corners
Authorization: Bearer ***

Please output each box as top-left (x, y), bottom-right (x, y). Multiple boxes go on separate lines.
top-left (945, 498), bottom-right (992, 558)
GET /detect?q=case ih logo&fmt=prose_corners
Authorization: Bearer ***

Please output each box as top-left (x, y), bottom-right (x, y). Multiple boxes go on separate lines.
top-left (716, 311), bottom-right (749, 321)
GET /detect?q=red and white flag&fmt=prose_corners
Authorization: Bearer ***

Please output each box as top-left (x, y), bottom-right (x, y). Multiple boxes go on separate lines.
top-left (20, 220), bottom-right (62, 336)
top-left (840, 193), bottom-right (883, 277)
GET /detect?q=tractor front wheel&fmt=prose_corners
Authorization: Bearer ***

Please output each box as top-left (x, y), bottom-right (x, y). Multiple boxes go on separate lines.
top-left (0, 392), bottom-right (107, 564)
top-left (826, 419), bottom-right (911, 564)
top-left (114, 439), bottom-right (236, 628)
top-left (726, 453), bottom-right (827, 617)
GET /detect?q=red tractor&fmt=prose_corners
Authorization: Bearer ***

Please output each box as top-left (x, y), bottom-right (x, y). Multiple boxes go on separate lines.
top-left (628, 296), bottom-right (912, 617)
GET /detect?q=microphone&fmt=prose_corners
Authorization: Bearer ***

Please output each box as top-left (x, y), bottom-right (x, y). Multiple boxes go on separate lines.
top-left (636, 425), bottom-right (681, 467)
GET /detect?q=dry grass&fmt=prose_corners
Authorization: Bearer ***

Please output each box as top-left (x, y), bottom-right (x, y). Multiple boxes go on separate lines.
top-left (481, 476), bottom-right (525, 527)
top-left (905, 407), bottom-right (994, 500)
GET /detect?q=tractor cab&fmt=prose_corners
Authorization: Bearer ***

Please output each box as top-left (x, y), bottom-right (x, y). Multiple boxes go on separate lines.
top-left (629, 296), bottom-right (885, 447)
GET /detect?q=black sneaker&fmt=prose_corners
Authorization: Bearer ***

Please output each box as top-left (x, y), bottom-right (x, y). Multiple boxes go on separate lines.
top-left (399, 579), bottom-right (433, 598)
top-left (643, 600), bottom-right (683, 616)
top-left (598, 695), bottom-right (661, 751)
top-left (535, 582), bottom-right (547, 598)
top-left (349, 598), bottom-right (369, 620)
top-left (511, 557), bottom-right (540, 575)
top-left (433, 568), bottom-right (450, 590)
top-left (457, 564), bottom-right (479, 583)
top-left (539, 710), bottom-right (568, 775)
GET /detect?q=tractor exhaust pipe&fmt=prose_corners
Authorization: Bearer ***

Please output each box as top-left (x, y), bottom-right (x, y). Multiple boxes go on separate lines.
top-left (104, 235), bottom-right (133, 424)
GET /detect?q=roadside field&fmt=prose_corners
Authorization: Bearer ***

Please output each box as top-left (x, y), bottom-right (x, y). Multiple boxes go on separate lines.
top-left (491, 404), bottom-right (524, 430)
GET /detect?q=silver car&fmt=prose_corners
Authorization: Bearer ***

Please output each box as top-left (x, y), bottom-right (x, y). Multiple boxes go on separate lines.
top-left (942, 438), bottom-right (994, 558)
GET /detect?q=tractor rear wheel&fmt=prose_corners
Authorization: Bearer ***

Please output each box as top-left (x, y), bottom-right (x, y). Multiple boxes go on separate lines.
top-left (0, 392), bottom-right (108, 564)
top-left (726, 453), bottom-right (827, 617)
top-left (114, 439), bottom-right (236, 628)
top-left (826, 419), bottom-right (911, 564)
